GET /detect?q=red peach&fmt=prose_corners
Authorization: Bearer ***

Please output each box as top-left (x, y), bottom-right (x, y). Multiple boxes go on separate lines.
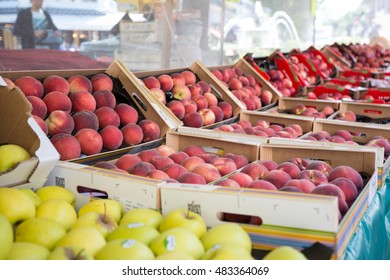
top-left (150, 156), bottom-right (175, 170)
top-left (95, 106), bottom-right (120, 128)
top-left (306, 161), bottom-right (333, 176)
top-left (114, 103), bottom-right (138, 126)
top-left (69, 91), bottom-right (96, 112)
top-left (43, 75), bottom-right (70, 95)
top-left (220, 69), bottom-right (230, 83)
top-left (218, 124), bottom-right (234, 132)
top-left (233, 67), bottom-right (243, 77)
top-left (32, 115), bottom-right (48, 135)
top-left (90, 73), bottom-right (113, 92)
top-left (225, 153), bottom-right (249, 169)
top-left (291, 103), bottom-right (307, 115)
top-left (334, 129), bottom-right (353, 141)
top-left (188, 84), bottom-right (203, 97)
top-left (177, 172), bottom-right (207, 184)
top-left (27, 96), bottom-right (47, 119)
top-left (171, 73), bottom-right (186, 87)
top-left (263, 170), bottom-right (292, 189)
top-left (180, 98), bottom-right (198, 115)
top-left (329, 177), bottom-right (358, 206)
top-left (99, 125), bottom-right (123, 150)
top-left (322, 105), bottom-right (335, 116)
top-left (210, 157), bottom-right (237, 176)
top-left (198, 108), bottom-right (216, 126)
top-left (237, 120), bottom-right (252, 129)
top-left (367, 138), bottom-right (390, 156)
top-left (162, 163), bottom-right (188, 180)
top-left (121, 123), bottom-right (143, 145)
top-left (276, 162), bottom-right (301, 179)
top-left (72, 111), bottom-right (99, 132)
top-left (203, 92), bottom-right (218, 107)
top-left (157, 74), bottom-right (174, 92)
top-left (245, 74), bottom-right (256, 86)
top-left (196, 81), bottom-right (211, 94)
top-left (45, 110), bottom-right (75, 136)
top-left (146, 170), bottom-right (170, 180)
top-left (192, 163), bottom-right (221, 183)
top-left (214, 178), bottom-right (241, 188)
top-left (172, 85), bottom-right (191, 100)
top-left (297, 169), bottom-right (328, 186)
top-left (288, 157), bottom-right (310, 170)
top-left (283, 179), bottom-right (316, 193)
top-left (228, 78), bottom-right (242, 90)
top-left (169, 151), bottom-right (190, 164)
top-left (328, 165), bottom-right (364, 191)
top-left (155, 145), bottom-right (176, 157)
top-left (211, 69), bottom-right (223, 81)
top-left (143, 76), bottom-right (160, 90)
top-left (137, 149), bottom-right (161, 162)
top-left (198, 153), bottom-right (218, 163)
top-left (183, 111), bottom-right (204, 128)
top-left (311, 183), bottom-right (349, 215)
top-left (115, 154), bottom-right (142, 172)
top-left (247, 180), bottom-right (278, 190)
top-left (183, 145), bottom-right (205, 157)
top-left (129, 162), bottom-right (156, 177)
top-left (93, 90), bottom-right (116, 109)
top-left (192, 95), bottom-right (208, 110)
top-left (43, 91), bottom-right (72, 114)
top-left (50, 133), bottom-right (81, 160)
top-left (259, 160), bottom-right (278, 171)
top-left (260, 90), bottom-right (273, 106)
top-left (181, 70), bottom-right (197, 86)
top-left (94, 161), bottom-right (118, 170)
top-left (228, 172), bottom-right (253, 188)
top-left (288, 124), bottom-right (303, 137)
top-left (335, 111), bottom-right (357, 122)
top-left (139, 119), bottom-right (161, 142)
top-left (209, 105), bottom-right (224, 123)
top-left (75, 128), bottom-right (103, 155)
top-left (217, 101), bottom-right (233, 120)
top-left (149, 88), bottom-right (166, 104)
top-left (14, 76), bottom-right (44, 98)
top-left (68, 75), bottom-right (92, 93)
top-left (167, 100), bottom-right (185, 120)
top-left (240, 162), bottom-right (268, 180)
top-left (181, 156), bottom-right (206, 172)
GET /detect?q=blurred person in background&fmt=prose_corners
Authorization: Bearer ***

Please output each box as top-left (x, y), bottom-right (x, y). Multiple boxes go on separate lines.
top-left (13, 0), bottom-right (62, 49)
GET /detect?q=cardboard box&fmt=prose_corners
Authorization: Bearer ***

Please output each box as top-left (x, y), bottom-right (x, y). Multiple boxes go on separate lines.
top-left (321, 46), bottom-right (352, 70)
top-left (160, 144), bottom-right (378, 259)
top-left (0, 60), bottom-right (175, 165)
top-left (0, 85), bottom-right (59, 189)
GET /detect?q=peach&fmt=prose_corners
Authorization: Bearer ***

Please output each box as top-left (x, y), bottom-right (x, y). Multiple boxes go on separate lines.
top-left (188, 84), bottom-right (203, 97)
top-left (335, 111), bottom-right (357, 122)
top-left (203, 92), bottom-right (218, 107)
top-left (237, 120), bottom-right (252, 129)
top-left (169, 151), bottom-right (190, 164)
top-left (45, 110), bottom-right (75, 136)
top-left (214, 178), bottom-right (241, 188)
top-left (129, 162), bottom-right (156, 177)
top-left (94, 161), bottom-right (118, 170)
top-left (210, 157), bottom-right (237, 176)
top-left (239, 76), bottom-right (249, 87)
top-left (114, 103), bottom-right (138, 126)
top-left (260, 89), bottom-right (273, 105)
top-left (288, 157), bottom-right (310, 170)
top-left (27, 96), bottom-right (47, 119)
top-left (218, 124), bottom-right (234, 132)
top-left (258, 160), bottom-right (278, 171)
top-left (142, 76), bottom-right (160, 90)
top-left (208, 105), bottom-right (224, 123)
top-left (283, 179), bottom-right (316, 193)
top-left (211, 69), bottom-right (223, 81)
top-left (75, 128), bottom-right (103, 156)
top-left (329, 177), bottom-right (358, 206)
top-left (334, 129), bottom-right (353, 141)
top-left (137, 149), bottom-right (160, 163)
top-left (68, 75), bottom-right (92, 93)
top-left (220, 69), bottom-right (230, 83)
top-left (247, 180), bottom-right (278, 190)
top-left (306, 161), bottom-right (333, 176)
top-left (243, 98), bottom-right (256, 110)
top-left (32, 115), bottom-right (48, 135)
top-left (291, 103), bottom-right (307, 115)
top-left (149, 88), bottom-right (166, 104)
top-left (279, 186), bottom-right (303, 193)
top-left (311, 183), bottom-right (349, 215)
top-left (228, 172), bottom-right (253, 188)
top-left (177, 172), bottom-right (207, 184)
top-left (322, 105), bottom-right (335, 116)
top-left (156, 145), bottom-right (176, 157)
top-left (99, 125), bottom-right (123, 150)
top-left (167, 100), bottom-right (185, 120)
top-left (43, 90), bottom-right (72, 114)
top-left (183, 145), bottom-right (205, 157)
top-left (183, 111), bottom-right (203, 128)
top-left (263, 170), bottom-right (292, 189)
top-left (198, 153), bottom-right (218, 163)
top-left (276, 162), bottom-right (301, 179)
top-left (196, 81), bottom-right (211, 93)
top-left (69, 91), bottom-right (96, 112)
top-left (228, 78), bottom-right (242, 90)
top-left (367, 138), bottom-right (390, 156)
top-left (181, 70), bottom-right (197, 86)
top-left (115, 154), bottom-right (142, 172)
top-left (171, 73), bottom-right (186, 87)
top-left (150, 156), bottom-right (175, 170)
top-left (50, 133), bottom-right (81, 160)
top-left (240, 162), bottom-right (268, 180)
top-left (95, 106), bottom-right (120, 128)
top-left (198, 108), bottom-right (216, 126)
top-left (146, 170), bottom-right (170, 180)
top-left (90, 73), bottom-right (113, 92)
top-left (217, 101), bottom-right (233, 120)
top-left (328, 165), bottom-right (364, 191)
top-left (231, 89), bottom-right (242, 100)
top-left (157, 74), bottom-right (174, 92)
top-left (297, 169), bottom-right (328, 186)
top-left (43, 75), bottom-right (70, 95)
top-left (192, 163), bottom-right (221, 183)
top-left (72, 111), bottom-right (99, 132)
top-left (121, 123), bottom-right (143, 145)
top-left (180, 98), bottom-right (197, 115)
top-left (225, 153), bottom-right (249, 169)
top-left (14, 76), bottom-right (44, 98)
top-left (93, 90), bottom-right (116, 109)
top-left (192, 95), bottom-right (208, 110)
top-left (181, 156), bottom-right (206, 172)
top-left (162, 163), bottom-right (188, 180)
top-left (139, 119), bottom-right (161, 142)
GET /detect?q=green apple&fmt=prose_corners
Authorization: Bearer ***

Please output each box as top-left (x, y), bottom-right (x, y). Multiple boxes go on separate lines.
top-left (19, 188), bottom-right (42, 207)
top-left (202, 242), bottom-right (254, 260)
top-left (36, 185), bottom-right (75, 206)
top-left (159, 208), bottom-right (207, 238)
top-left (71, 211), bottom-right (118, 238)
top-left (119, 208), bottom-right (162, 228)
top-left (0, 188), bottom-right (35, 224)
top-left (47, 246), bottom-right (94, 260)
top-left (15, 217), bottom-right (66, 250)
top-left (78, 199), bottom-right (124, 224)
top-left (200, 223), bottom-right (252, 253)
top-left (0, 144), bottom-right (31, 172)
top-left (95, 239), bottom-right (155, 260)
top-left (35, 199), bottom-right (77, 231)
top-left (149, 227), bottom-right (205, 259)
top-left (155, 251), bottom-right (194, 260)
top-left (55, 227), bottom-right (106, 257)
top-left (7, 242), bottom-right (50, 260)
top-left (0, 214), bottom-right (13, 259)
top-left (106, 222), bottom-right (160, 245)
top-left (263, 246), bottom-right (307, 260)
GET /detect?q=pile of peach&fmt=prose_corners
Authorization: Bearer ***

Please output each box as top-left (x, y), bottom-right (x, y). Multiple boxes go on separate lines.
top-left (268, 103), bottom-right (335, 119)
top-left (301, 130), bottom-right (390, 156)
top-left (288, 55), bottom-right (316, 86)
top-left (7, 74), bottom-right (160, 160)
top-left (303, 52), bottom-right (333, 79)
top-left (211, 67), bottom-right (274, 109)
top-left (141, 71), bottom-right (233, 128)
top-left (267, 69), bottom-right (296, 97)
top-left (216, 119), bottom-right (304, 139)
top-left (217, 158), bottom-right (364, 221)
top-left (93, 144), bottom-right (249, 185)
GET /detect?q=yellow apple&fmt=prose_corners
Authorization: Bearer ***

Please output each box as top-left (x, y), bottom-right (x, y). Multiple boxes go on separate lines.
top-left (159, 208), bottom-right (207, 238)
top-left (7, 242), bottom-right (50, 260)
top-left (200, 223), bottom-right (252, 253)
top-left (0, 188), bottom-right (35, 224)
top-left (106, 222), bottom-right (160, 245)
top-left (47, 246), bottom-right (94, 260)
top-left (78, 199), bottom-right (124, 224)
top-left (19, 188), bottom-right (42, 207)
top-left (201, 242), bottom-right (254, 260)
top-left (155, 251), bottom-right (194, 260)
top-left (0, 144), bottom-right (31, 172)
top-left (35, 199), bottom-right (77, 230)
top-left (149, 227), bottom-right (205, 259)
top-left (95, 239), bottom-right (155, 260)
top-left (119, 208), bottom-right (162, 228)
top-left (36, 185), bottom-right (75, 206)
top-left (15, 217), bottom-right (66, 250)
top-left (0, 214), bottom-right (13, 259)
top-left (55, 227), bottom-right (106, 257)
top-left (71, 211), bottom-right (118, 238)
top-left (263, 246), bottom-right (307, 260)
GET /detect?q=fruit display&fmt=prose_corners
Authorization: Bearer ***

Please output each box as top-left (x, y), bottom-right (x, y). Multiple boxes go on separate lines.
top-left (332, 102), bottom-right (390, 125)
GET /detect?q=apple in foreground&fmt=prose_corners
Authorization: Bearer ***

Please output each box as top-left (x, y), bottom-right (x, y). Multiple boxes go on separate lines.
top-left (71, 211), bottom-right (118, 238)
top-left (78, 199), bottom-right (124, 224)
top-left (0, 188), bottom-right (36, 224)
top-left (202, 242), bottom-right (254, 260)
top-left (95, 239), bottom-right (155, 260)
top-left (0, 214), bottom-right (13, 259)
top-left (0, 144), bottom-right (31, 172)
top-left (106, 223), bottom-right (160, 245)
top-left (47, 246), bottom-right (94, 260)
top-left (35, 199), bottom-right (77, 231)
top-left (119, 208), bottom-right (163, 229)
top-left (6, 242), bottom-right (50, 260)
top-left (35, 185), bottom-right (75, 206)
